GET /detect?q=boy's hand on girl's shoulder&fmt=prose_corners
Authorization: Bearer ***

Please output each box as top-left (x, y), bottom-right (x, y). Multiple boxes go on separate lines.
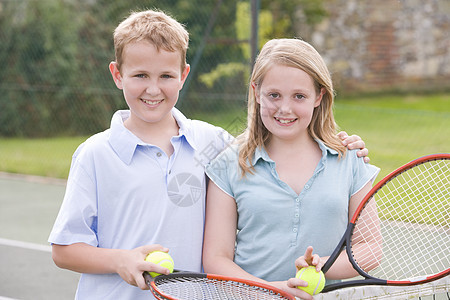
top-left (115, 244), bottom-right (169, 290)
top-left (337, 131), bottom-right (370, 163)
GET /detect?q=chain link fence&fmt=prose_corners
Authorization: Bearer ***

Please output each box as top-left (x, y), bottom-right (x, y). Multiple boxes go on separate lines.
top-left (0, 0), bottom-right (251, 138)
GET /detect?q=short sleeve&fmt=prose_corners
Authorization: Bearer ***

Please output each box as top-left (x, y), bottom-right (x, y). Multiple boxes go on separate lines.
top-left (350, 151), bottom-right (380, 196)
top-left (48, 146), bottom-right (99, 246)
top-left (205, 146), bottom-right (239, 198)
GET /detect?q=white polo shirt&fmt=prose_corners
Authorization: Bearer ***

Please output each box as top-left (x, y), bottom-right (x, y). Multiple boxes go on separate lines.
top-left (49, 109), bottom-right (232, 299)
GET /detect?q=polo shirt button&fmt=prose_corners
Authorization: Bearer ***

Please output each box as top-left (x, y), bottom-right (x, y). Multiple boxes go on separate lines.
top-left (305, 184), bottom-right (310, 189)
top-left (293, 228), bottom-right (297, 233)
top-left (156, 152), bottom-right (162, 157)
top-left (296, 198), bottom-right (300, 203)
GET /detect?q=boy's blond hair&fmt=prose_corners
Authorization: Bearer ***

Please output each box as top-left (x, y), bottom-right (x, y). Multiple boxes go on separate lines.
top-left (113, 10), bottom-right (189, 72)
top-left (238, 38), bottom-right (346, 176)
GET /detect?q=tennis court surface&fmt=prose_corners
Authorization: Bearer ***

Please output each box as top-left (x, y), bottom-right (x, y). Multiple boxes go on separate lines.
top-left (0, 173), bottom-right (79, 300)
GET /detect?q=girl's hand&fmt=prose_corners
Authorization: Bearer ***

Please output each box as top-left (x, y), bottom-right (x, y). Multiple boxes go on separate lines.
top-left (337, 131), bottom-right (370, 163)
top-left (115, 244), bottom-right (170, 290)
top-left (270, 280), bottom-right (314, 300)
top-left (281, 246), bottom-right (326, 298)
top-left (295, 246), bottom-right (324, 272)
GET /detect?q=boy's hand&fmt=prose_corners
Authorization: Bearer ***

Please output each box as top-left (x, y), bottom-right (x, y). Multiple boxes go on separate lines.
top-left (115, 244), bottom-right (170, 290)
top-left (338, 131), bottom-right (370, 163)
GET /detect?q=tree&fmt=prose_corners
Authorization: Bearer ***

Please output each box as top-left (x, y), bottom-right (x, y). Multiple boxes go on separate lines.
top-left (197, 0), bottom-right (326, 91)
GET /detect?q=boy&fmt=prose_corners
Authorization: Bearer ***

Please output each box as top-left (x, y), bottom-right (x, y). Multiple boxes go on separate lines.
top-left (48, 9), bottom-right (368, 299)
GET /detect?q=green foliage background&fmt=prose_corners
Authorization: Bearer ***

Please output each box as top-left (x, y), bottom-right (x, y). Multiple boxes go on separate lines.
top-left (0, 0), bottom-right (323, 137)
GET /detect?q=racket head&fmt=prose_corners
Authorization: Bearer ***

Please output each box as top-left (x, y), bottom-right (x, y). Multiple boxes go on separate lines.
top-left (145, 271), bottom-right (295, 300)
top-left (348, 153), bottom-right (450, 285)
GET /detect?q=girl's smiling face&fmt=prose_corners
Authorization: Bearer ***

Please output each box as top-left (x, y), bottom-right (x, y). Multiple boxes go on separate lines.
top-left (256, 64), bottom-right (324, 143)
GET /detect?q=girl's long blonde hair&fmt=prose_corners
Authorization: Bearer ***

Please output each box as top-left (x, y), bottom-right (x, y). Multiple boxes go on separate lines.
top-left (238, 38), bottom-right (346, 176)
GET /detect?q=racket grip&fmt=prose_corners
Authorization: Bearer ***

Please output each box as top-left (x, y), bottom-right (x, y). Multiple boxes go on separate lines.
top-left (143, 272), bottom-right (154, 287)
top-left (322, 226), bottom-right (352, 273)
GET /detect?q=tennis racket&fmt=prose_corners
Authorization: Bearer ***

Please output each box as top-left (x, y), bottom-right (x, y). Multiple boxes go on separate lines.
top-left (144, 270), bottom-right (295, 300)
top-left (321, 153), bottom-right (450, 292)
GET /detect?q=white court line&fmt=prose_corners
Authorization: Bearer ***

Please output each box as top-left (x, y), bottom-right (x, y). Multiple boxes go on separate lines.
top-left (0, 297), bottom-right (19, 300)
top-left (0, 172), bottom-right (66, 186)
top-left (0, 238), bottom-right (51, 253)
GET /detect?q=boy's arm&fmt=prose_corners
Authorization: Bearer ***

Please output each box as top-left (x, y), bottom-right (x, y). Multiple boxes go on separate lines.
top-left (52, 243), bottom-right (170, 290)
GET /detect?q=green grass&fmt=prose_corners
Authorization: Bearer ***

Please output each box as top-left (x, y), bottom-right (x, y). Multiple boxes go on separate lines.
top-left (0, 136), bottom-right (87, 178)
top-left (0, 93), bottom-right (449, 180)
top-left (376, 164), bottom-right (450, 225)
top-left (334, 93), bottom-right (450, 178)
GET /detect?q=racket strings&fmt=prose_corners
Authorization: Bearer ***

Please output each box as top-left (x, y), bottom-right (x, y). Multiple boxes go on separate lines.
top-left (152, 276), bottom-right (293, 300)
top-left (351, 158), bottom-right (450, 281)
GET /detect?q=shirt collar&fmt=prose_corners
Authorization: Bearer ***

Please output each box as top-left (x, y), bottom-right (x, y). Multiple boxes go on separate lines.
top-left (250, 139), bottom-right (338, 167)
top-left (315, 139), bottom-right (339, 156)
top-left (108, 108), bottom-right (197, 165)
top-left (252, 146), bottom-right (273, 165)
top-left (171, 107), bottom-right (198, 150)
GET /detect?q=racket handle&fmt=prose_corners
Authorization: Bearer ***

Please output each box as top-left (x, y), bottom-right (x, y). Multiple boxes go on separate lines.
top-left (143, 272), bottom-right (153, 286)
top-left (322, 226), bottom-right (352, 273)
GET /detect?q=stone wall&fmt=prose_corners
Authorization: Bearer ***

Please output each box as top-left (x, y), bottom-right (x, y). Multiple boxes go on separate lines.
top-left (296, 0), bottom-right (450, 94)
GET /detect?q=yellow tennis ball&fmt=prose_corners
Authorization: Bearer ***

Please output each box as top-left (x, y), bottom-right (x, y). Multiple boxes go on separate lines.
top-left (145, 251), bottom-right (174, 277)
top-left (295, 266), bottom-right (326, 295)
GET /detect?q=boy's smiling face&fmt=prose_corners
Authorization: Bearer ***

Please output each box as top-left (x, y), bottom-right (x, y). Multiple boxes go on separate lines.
top-left (109, 40), bottom-right (189, 129)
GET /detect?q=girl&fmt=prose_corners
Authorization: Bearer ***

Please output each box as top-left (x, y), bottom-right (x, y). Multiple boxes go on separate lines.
top-left (202, 38), bottom-right (380, 299)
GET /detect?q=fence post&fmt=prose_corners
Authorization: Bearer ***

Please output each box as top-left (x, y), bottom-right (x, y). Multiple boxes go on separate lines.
top-left (250, 0), bottom-right (259, 68)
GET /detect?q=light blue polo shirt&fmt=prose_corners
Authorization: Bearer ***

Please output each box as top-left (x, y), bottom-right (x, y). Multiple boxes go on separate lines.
top-left (205, 140), bottom-right (379, 284)
top-left (49, 109), bottom-right (232, 300)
